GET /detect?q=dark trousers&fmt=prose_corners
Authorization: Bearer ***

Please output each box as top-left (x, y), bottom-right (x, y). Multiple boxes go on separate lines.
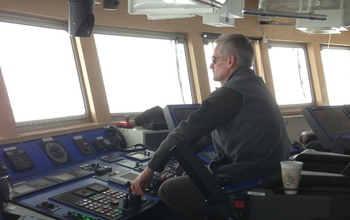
top-left (158, 175), bottom-right (230, 220)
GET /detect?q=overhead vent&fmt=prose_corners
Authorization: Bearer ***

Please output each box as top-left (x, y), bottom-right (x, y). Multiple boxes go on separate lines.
top-left (127, 0), bottom-right (245, 27)
top-left (201, 0), bottom-right (244, 27)
top-left (296, 0), bottom-right (350, 34)
top-left (243, 0), bottom-right (327, 20)
top-left (202, 13), bottom-right (235, 27)
top-left (125, 0), bottom-right (350, 34)
top-left (147, 14), bottom-right (196, 20)
top-left (127, 0), bottom-right (220, 16)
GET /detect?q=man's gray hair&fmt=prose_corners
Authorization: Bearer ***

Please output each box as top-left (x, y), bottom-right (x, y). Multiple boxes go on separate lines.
top-left (215, 34), bottom-right (255, 68)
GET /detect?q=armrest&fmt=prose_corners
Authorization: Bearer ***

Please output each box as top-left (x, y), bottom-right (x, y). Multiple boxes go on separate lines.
top-left (293, 149), bottom-right (350, 174)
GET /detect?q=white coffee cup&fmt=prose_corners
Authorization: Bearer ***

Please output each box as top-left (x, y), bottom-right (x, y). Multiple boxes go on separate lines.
top-left (280, 161), bottom-right (303, 194)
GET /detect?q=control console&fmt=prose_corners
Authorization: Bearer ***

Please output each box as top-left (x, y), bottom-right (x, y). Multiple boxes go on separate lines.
top-left (0, 127), bottom-right (173, 220)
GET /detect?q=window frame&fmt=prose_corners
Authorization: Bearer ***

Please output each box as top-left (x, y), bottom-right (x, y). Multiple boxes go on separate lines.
top-left (93, 26), bottom-right (194, 117)
top-left (203, 38), bottom-right (222, 92)
top-left (0, 12), bottom-right (90, 130)
top-left (267, 41), bottom-right (314, 112)
top-left (320, 44), bottom-right (350, 106)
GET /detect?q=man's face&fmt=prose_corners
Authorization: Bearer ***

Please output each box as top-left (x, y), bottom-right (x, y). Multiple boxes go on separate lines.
top-left (210, 43), bottom-right (230, 85)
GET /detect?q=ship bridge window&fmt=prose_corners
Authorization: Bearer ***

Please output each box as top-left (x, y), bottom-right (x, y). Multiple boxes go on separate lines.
top-left (268, 42), bottom-right (313, 107)
top-left (94, 29), bottom-right (193, 115)
top-left (0, 17), bottom-right (87, 128)
top-left (320, 45), bottom-right (350, 105)
top-left (203, 40), bottom-right (221, 92)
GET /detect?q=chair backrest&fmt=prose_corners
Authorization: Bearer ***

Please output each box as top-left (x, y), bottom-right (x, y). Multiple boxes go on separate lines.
top-left (169, 141), bottom-right (227, 206)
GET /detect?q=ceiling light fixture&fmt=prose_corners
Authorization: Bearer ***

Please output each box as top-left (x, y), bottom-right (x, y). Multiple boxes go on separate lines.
top-left (128, 0), bottom-right (220, 15)
top-left (243, 0), bottom-right (327, 21)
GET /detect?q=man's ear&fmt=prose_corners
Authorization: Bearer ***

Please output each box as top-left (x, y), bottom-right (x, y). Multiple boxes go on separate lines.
top-left (227, 55), bottom-right (236, 68)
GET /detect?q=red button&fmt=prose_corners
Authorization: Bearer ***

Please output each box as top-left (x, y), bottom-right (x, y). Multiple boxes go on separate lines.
top-left (234, 200), bottom-right (244, 208)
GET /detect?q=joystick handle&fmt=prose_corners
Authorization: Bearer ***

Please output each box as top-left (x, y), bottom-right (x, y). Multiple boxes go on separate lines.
top-left (124, 181), bottom-right (144, 206)
top-left (125, 181), bottom-right (131, 189)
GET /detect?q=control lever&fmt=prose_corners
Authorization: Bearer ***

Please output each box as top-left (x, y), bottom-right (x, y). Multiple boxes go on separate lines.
top-left (124, 181), bottom-right (145, 209)
top-left (0, 175), bottom-right (13, 209)
top-left (147, 176), bottom-right (164, 195)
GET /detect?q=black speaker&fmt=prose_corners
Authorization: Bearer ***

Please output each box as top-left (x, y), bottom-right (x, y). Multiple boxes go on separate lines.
top-left (68, 0), bottom-right (95, 37)
top-left (103, 0), bottom-right (119, 10)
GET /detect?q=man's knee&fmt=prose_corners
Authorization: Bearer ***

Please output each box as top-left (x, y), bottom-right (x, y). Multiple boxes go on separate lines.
top-left (158, 178), bottom-right (174, 203)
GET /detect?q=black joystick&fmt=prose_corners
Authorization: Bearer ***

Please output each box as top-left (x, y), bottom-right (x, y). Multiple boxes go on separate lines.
top-left (0, 162), bottom-right (8, 176)
top-left (124, 181), bottom-right (145, 208)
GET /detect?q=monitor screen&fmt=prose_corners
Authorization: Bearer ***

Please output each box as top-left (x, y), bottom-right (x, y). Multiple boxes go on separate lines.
top-left (311, 108), bottom-right (350, 136)
top-left (302, 106), bottom-right (350, 149)
top-left (163, 104), bottom-right (200, 131)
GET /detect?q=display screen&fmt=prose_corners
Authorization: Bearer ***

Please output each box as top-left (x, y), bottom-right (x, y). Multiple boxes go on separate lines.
top-left (173, 108), bottom-right (199, 125)
top-left (163, 104), bottom-right (200, 130)
top-left (14, 184), bottom-right (35, 194)
top-left (120, 172), bottom-right (138, 181)
top-left (311, 108), bottom-right (350, 136)
top-left (54, 173), bottom-right (75, 181)
top-left (131, 152), bottom-right (147, 160)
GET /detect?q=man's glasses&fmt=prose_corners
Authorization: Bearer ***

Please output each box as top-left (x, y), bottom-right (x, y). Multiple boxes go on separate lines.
top-left (211, 55), bottom-right (222, 64)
